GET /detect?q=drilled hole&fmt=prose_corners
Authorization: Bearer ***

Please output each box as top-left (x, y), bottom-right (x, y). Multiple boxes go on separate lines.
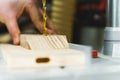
top-left (36, 57), bottom-right (50, 63)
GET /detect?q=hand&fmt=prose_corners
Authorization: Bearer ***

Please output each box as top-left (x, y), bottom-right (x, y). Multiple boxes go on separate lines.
top-left (0, 0), bottom-right (56, 45)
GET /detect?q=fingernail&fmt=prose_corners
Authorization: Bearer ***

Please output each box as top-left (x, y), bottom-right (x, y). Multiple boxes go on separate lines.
top-left (47, 29), bottom-right (56, 34)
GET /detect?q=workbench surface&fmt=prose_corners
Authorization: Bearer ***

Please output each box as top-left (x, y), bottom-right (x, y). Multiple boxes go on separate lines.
top-left (0, 44), bottom-right (120, 80)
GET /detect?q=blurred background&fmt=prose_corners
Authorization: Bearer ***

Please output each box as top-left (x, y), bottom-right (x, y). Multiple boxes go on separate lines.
top-left (0, 0), bottom-right (106, 51)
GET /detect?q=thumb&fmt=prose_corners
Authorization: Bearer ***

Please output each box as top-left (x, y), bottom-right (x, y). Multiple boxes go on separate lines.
top-left (5, 17), bottom-right (20, 45)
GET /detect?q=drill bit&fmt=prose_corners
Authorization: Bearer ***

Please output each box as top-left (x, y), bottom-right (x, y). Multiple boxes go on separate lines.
top-left (42, 0), bottom-right (47, 36)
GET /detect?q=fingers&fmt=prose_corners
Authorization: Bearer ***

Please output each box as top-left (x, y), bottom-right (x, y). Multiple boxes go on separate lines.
top-left (46, 17), bottom-right (56, 34)
top-left (26, 2), bottom-right (43, 33)
top-left (5, 17), bottom-right (20, 45)
top-left (26, 1), bottom-right (56, 34)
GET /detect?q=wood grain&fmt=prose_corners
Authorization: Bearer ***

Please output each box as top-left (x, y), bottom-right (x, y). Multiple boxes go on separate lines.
top-left (20, 34), bottom-right (69, 50)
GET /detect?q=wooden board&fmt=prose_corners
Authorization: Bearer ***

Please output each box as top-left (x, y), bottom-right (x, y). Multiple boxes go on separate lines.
top-left (0, 34), bottom-right (86, 68)
top-left (0, 44), bottom-right (86, 68)
top-left (20, 34), bottom-right (69, 50)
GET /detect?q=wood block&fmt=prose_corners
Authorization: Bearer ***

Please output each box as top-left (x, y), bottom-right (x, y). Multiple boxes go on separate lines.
top-left (0, 44), bottom-right (86, 68)
top-left (0, 34), bottom-right (87, 68)
top-left (20, 34), bottom-right (69, 50)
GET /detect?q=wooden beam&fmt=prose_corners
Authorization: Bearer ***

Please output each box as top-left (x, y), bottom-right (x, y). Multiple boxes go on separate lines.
top-left (20, 34), bottom-right (69, 50)
top-left (0, 44), bottom-right (86, 68)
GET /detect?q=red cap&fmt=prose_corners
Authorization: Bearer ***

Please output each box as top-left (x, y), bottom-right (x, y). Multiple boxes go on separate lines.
top-left (92, 50), bottom-right (98, 58)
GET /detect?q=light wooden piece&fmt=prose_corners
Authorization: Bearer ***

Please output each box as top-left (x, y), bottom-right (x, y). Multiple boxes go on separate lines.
top-left (20, 34), bottom-right (69, 50)
top-left (0, 44), bottom-right (86, 68)
top-left (0, 34), bottom-right (86, 68)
